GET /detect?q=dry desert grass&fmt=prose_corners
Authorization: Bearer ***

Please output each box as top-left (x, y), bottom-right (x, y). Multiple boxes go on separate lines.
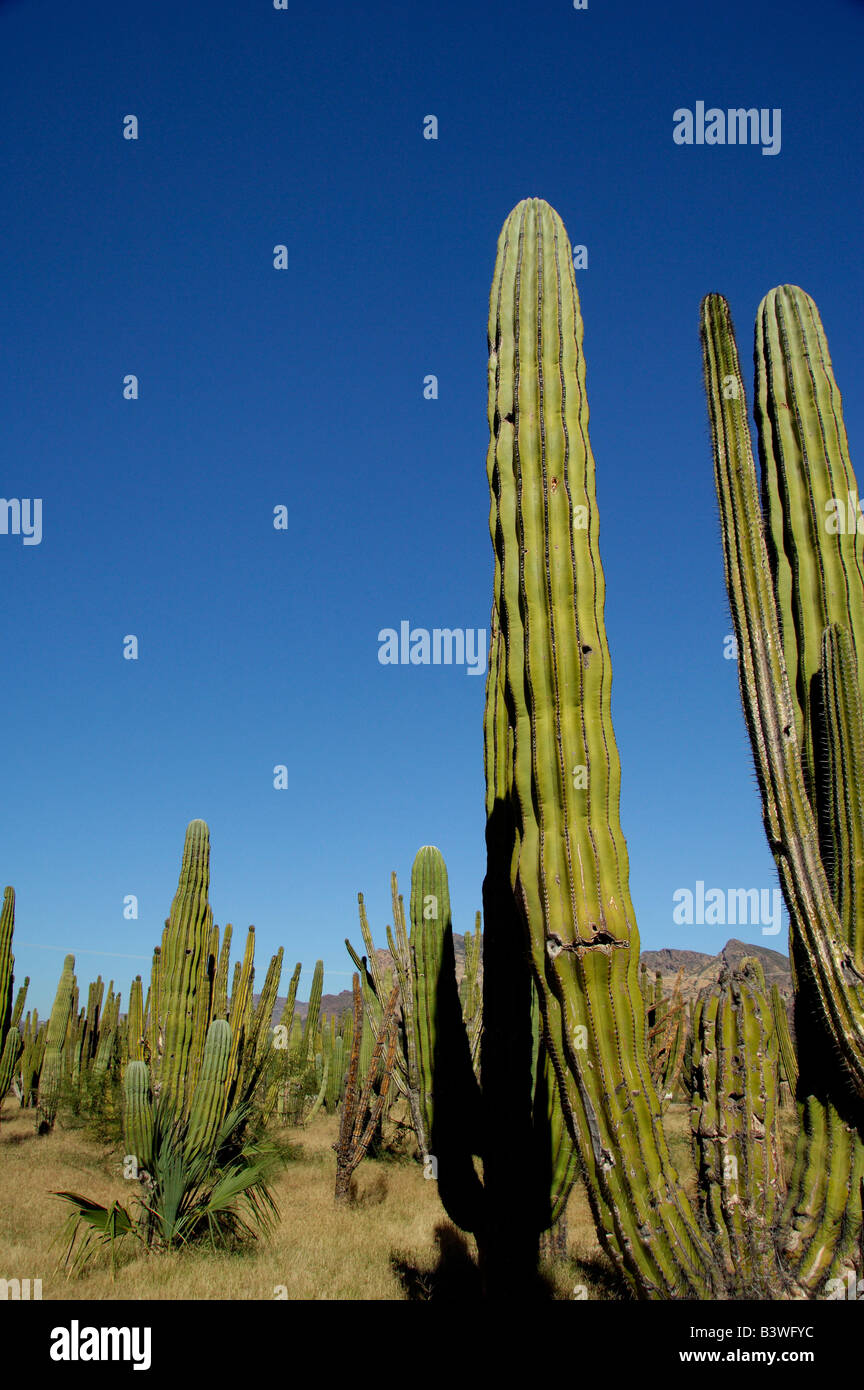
top-left (0, 1093), bottom-right (799, 1300)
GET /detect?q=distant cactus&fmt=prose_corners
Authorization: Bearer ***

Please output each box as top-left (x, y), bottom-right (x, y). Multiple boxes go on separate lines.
top-left (36, 954), bottom-right (77, 1133)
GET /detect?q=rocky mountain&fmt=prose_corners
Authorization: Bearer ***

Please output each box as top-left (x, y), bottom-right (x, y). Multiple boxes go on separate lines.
top-left (640, 938), bottom-right (792, 1003)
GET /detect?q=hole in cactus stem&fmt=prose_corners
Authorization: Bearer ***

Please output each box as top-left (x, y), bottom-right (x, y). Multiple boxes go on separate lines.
top-left (503, 411), bottom-right (515, 425)
top-left (581, 645), bottom-right (592, 655)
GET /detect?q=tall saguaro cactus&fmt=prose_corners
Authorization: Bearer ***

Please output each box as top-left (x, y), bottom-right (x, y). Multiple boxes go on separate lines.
top-left (701, 286), bottom-right (864, 1288)
top-left (482, 197), bottom-right (715, 1296)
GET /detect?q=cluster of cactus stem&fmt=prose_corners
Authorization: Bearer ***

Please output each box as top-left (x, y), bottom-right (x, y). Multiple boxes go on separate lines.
top-left (700, 281), bottom-right (864, 1292)
top-left (122, 820), bottom-right (285, 1184)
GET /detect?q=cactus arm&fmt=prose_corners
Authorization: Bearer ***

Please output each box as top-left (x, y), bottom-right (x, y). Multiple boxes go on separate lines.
top-left (123, 1060), bottom-right (154, 1173)
top-left (225, 927), bottom-right (255, 1098)
top-left (302, 960), bottom-right (324, 1061)
top-left (700, 293), bottom-right (864, 1096)
top-left (126, 976), bottom-right (145, 1064)
top-left (702, 288), bottom-right (864, 1290)
top-left (186, 1019), bottom-right (233, 1156)
top-left (11, 979), bottom-right (28, 1031)
top-left (213, 924), bottom-right (233, 1020)
top-left (0, 887), bottom-right (15, 1041)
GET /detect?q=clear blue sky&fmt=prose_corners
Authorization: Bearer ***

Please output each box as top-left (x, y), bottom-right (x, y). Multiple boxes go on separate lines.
top-left (2, 0), bottom-right (862, 1012)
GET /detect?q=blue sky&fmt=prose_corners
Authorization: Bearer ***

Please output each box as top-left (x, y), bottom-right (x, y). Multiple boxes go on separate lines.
top-left (1, 0), bottom-right (862, 1012)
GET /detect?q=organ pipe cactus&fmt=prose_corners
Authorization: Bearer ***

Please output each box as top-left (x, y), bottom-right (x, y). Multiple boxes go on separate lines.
top-left (701, 286), bottom-right (864, 1289)
top-left (157, 819), bottom-right (215, 1113)
top-left (481, 197), bottom-right (714, 1296)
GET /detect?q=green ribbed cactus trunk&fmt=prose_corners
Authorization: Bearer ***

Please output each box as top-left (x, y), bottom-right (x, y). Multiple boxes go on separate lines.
top-left (126, 976), bottom-right (145, 1064)
top-left (482, 197), bottom-right (714, 1296)
top-left (0, 887), bottom-right (16, 1042)
top-left (186, 1019), bottom-right (233, 1155)
top-left (691, 959), bottom-right (785, 1293)
top-left (302, 960), bottom-right (324, 1061)
top-left (123, 1060), bottom-right (154, 1173)
top-left (701, 286), bottom-right (864, 1291)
